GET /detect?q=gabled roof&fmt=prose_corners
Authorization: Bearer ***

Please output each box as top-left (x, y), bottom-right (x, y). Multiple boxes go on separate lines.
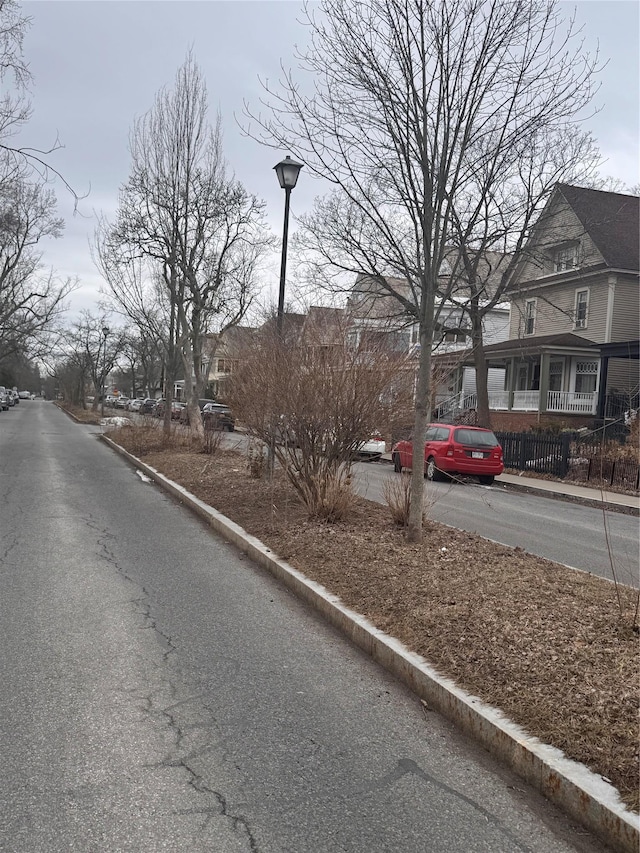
top-left (300, 306), bottom-right (346, 345)
top-left (556, 184), bottom-right (639, 271)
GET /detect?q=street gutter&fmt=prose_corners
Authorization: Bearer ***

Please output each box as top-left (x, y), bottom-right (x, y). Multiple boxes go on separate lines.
top-left (100, 433), bottom-right (639, 853)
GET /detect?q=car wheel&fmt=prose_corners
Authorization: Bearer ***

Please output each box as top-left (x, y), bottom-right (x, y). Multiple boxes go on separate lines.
top-left (392, 452), bottom-right (402, 473)
top-left (425, 456), bottom-right (445, 482)
top-left (478, 475), bottom-right (495, 485)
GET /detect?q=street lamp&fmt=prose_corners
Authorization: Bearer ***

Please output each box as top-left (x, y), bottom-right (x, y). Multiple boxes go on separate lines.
top-left (100, 325), bottom-right (109, 417)
top-left (273, 155), bottom-right (303, 337)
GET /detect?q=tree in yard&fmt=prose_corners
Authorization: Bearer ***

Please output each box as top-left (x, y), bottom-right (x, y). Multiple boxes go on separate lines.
top-left (101, 53), bottom-right (272, 439)
top-left (245, 0), bottom-right (599, 541)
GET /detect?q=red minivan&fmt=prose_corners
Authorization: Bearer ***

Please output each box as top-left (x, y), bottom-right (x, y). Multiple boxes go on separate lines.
top-left (392, 423), bottom-right (504, 485)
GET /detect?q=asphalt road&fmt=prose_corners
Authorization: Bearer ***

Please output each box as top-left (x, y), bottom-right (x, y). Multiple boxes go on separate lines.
top-left (0, 402), bottom-right (610, 852)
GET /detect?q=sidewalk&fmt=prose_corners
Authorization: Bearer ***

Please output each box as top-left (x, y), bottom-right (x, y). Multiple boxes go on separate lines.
top-left (379, 453), bottom-right (639, 513)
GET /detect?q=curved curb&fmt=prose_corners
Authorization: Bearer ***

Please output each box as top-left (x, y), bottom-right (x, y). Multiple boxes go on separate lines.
top-left (101, 434), bottom-right (639, 853)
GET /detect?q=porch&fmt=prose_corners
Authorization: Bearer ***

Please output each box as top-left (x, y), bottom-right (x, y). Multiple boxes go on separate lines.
top-left (438, 388), bottom-right (597, 416)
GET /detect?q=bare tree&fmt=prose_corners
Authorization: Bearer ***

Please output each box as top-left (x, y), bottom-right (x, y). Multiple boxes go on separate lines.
top-left (245, 0), bottom-right (599, 541)
top-left (0, 0), bottom-right (78, 197)
top-left (0, 170), bottom-right (74, 364)
top-left (56, 313), bottom-right (125, 410)
top-left (102, 53), bottom-right (272, 438)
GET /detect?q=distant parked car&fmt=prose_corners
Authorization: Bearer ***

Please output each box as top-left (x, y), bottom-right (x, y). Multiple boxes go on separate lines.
top-left (392, 424), bottom-right (503, 485)
top-left (18, 390), bottom-right (31, 400)
top-left (140, 398), bottom-right (158, 414)
top-left (202, 402), bottom-right (235, 432)
top-left (179, 398), bottom-right (217, 426)
top-left (114, 397), bottom-right (130, 409)
top-left (153, 399), bottom-right (167, 418)
top-left (0, 387), bottom-right (9, 410)
top-left (128, 398), bottom-right (145, 412)
top-left (356, 433), bottom-right (386, 461)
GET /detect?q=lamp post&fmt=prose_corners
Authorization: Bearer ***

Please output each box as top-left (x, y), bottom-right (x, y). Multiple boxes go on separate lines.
top-left (100, 325), bottom-right (109, 417)
top-left (273, 155), bottom-right (303, 337)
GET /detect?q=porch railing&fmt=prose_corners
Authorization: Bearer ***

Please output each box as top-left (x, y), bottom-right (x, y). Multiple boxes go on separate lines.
top-left (436, 389), bottom-right (598, 416)
top-left (512, 391), bottom-right (539, 410)
top-left (547, 390), bottom-right (597, 414)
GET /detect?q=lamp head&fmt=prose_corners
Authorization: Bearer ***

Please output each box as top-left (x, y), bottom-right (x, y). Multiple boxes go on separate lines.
top-left (273, 155), bottom-right (303, 190)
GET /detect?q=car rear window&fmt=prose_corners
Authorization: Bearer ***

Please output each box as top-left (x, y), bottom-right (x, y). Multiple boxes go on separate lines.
top-left (454, 428), bottom-right (499, 447)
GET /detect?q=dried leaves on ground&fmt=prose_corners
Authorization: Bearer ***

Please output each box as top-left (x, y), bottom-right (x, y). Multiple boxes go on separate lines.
top-left (111, 426), bottom-right (639, 813)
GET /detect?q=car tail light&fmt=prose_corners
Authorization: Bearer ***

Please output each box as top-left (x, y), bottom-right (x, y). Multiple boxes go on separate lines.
top-left (445, 444), bottom-right (455, 457)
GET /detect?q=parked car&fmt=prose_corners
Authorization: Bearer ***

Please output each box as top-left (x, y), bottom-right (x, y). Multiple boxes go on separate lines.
top-left (179, 398), bottom-right (218, 426)
top-left (140, 398), bottom-right (158, 414)
top-left (114, 397), bottom-right (130, 409)
top-left (0, 387), bottom-right (9, 410)
top-left (392, 424), bottom-right (504, 485)
top-left (171, 401), bottom-right (186, 420)
top-left (18, 390), bottom-right (31, 399)
top-left (128, 398), bottom-right (145, 412)
top-left (202, 402), bottom-right (235, 432)
top-left (153, 400), bottom-right (184, 420)
top-left (356, 433), bottom-right (386, 461)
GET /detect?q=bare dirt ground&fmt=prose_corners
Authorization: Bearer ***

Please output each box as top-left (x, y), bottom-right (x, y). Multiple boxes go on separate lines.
top-left (86, 415), bottom-right (639, 817)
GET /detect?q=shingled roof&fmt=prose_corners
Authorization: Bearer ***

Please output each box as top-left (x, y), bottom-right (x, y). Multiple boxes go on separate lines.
top-left (556, 184), bottom-right (639, 271)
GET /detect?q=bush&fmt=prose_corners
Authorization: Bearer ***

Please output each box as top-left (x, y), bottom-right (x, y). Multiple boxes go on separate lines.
top-left (298, 469), bottom-right (354, 522)
top-left (382, 473), bottom-right (433, 527)
top-left (383, 473), bottom-right (412, 526)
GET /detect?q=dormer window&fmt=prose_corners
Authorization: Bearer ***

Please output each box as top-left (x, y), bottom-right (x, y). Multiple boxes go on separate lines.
top-left (554, 242), bottom-right (579, 272)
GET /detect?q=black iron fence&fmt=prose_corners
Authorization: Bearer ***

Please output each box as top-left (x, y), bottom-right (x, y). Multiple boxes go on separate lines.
top-left (495, 431), bottom-right (572, 477)
top-left (495, 428), bottom-right (639, 489)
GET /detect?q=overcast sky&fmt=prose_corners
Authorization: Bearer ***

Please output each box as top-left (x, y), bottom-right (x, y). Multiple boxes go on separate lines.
top-left (18, 0), bottom-right (640, 320)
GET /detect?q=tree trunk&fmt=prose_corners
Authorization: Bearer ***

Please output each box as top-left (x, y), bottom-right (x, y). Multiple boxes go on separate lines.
top-left (470, 308), bottom-right (491, 429)
top-left (407, 323), bottom-right (433, 543)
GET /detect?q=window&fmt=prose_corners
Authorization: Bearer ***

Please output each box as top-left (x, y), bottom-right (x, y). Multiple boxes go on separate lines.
top-left (574, 289), bottom-right (589, 329)
top-left (554, 243), bottom-right (579, 272)
top-left (216, 359), bottom-right (234, 374)
top-left (575, 361), bottom-right (598, 394)
top-left (524, 299), bottom-right (536, 335)
top-left (549, 360), bottom-right (563, 392)
top-left (517, 364), bottom-right (529, 391)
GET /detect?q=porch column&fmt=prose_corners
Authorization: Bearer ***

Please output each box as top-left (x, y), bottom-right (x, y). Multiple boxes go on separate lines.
top-left (596, 356), bottom-right (609, 419)
top-left (539, 351), bottom-right (550, 413)
top-left (507, 357), bottom-right (516, 410)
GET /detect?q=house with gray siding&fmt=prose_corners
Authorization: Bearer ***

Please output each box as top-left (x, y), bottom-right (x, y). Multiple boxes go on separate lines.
top-left (461, 184), bottom-right (638, 429)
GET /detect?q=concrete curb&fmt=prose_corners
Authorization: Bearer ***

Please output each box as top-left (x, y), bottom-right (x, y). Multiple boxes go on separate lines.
top-left (101, 434), bottom-right (639, 853)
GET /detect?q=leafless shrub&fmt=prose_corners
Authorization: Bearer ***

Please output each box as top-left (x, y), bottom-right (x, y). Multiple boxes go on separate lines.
top-left (297, 468), bottom-right (354, 522)
top-left (201, 427), bottom-right (223, 456)
top-left (382, 473), bottom-right (435, 528)
top-left (383, 473), bottom-right (412, 527)
top-left (227, 317), bottom-right (407, 521)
